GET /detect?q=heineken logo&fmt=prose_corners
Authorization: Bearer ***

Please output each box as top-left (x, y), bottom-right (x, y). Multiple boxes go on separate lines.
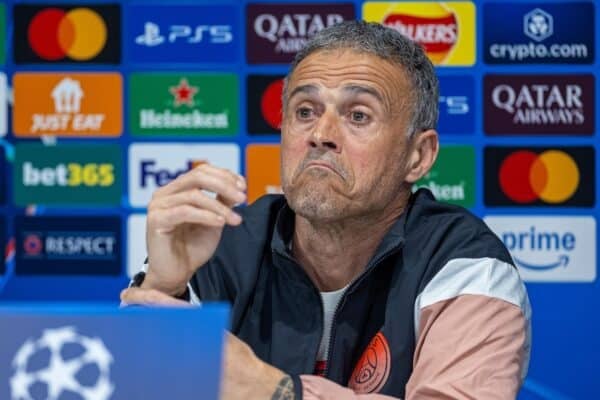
top-left (129, 73), bottom-right (238, 136)
top-left (170, 78), bottom-right (198, 107)
top-left (415, 146), bottom-right (475, 208)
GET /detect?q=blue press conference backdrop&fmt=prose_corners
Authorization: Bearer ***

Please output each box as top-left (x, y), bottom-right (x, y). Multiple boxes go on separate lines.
top-left (0, 0), bottom-right (598, 398)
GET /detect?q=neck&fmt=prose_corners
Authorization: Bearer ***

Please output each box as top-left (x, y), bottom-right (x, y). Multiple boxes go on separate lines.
top-left (292, 194), bottom-right (409, 292)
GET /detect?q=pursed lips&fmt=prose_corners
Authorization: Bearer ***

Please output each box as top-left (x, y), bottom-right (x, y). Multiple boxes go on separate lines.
top-left (305, 161), bottom-right (343, 178)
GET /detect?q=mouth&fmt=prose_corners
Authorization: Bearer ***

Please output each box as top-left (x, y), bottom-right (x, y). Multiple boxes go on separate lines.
top-left (305, 161), bottom-right (340, 176)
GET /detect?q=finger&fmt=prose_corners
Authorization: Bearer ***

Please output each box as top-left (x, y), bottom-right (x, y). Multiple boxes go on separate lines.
top-left (150, 190), bottom-right (242, 226)
top-left (148, 205), bottom-right (226, 233)
top-left (156, 164), bottom-right (246, 202)
top-left (120, 287), bottom-right (193, 307)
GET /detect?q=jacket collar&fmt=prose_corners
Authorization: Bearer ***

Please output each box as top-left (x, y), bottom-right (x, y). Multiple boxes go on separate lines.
top-left (270, 189), bottom-right (434, 263)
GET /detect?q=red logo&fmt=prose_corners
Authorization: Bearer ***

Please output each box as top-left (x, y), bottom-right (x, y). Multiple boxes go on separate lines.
top-left (383, 13), bottom-right (457, 63)
top-left (169, 78), bottom-right (199, 108)
top-left (261, 78), bottom-right (284, 130)
top-left (23, 234), bottom-right (43, 256)
top-left (348, 332), bottom-right (391, 393)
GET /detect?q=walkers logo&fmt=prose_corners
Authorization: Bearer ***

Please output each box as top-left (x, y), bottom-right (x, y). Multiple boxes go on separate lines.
top-left (15, 216), bottom-right (121, 275)
top-left (129, 73), bottom-right (238, 136)
top-left (247, 3), bottom-right (355, 64)
top-left (438, 76), bottom-right (474, 134)
top-left (484, 3), bottom-right (594, 64)
top-left (485, 216), bottom-right (596, 282)
top-left (484, 75), bottom-right (594, 135)
top-left (14, 144), bottom-right (122, 206)
top-left (0, 73), bottom-right (6, 137)
top-left (415, 146), bottom-right (474, 208)
top-left (127, 5), bottom-right (238, 63)
top-left (13, 73), bottom-right (122, 137)
top-left (363, 2), bottom-right (475, 66)
top-left (13, 4), bottom-right (120, 64)
top-left (246, 145), bottom-right (282, 204)
top-left (484, 147), bottom-right (594, 207)
top-left (129, 143), bottom-right (240, 207)
top-left (127, 214), bottom-right (146, 278)
top-left (247, 75), bottom-right (285, 134)
top-left (0, 4), bottom-right (5, 65)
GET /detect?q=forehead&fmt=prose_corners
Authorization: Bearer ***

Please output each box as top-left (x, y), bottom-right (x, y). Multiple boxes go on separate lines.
top-left (287, 49), bottom-right (412, 106)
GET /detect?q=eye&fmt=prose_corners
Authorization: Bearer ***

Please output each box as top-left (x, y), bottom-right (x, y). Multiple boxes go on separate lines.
top-left (350, 110), bottom-right (370, 124)
top-left (296, 107), bottom-right (314, 120)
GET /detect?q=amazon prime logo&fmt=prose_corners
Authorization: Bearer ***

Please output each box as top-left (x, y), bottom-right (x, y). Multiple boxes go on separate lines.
top-left (484, 216), bottom-right (596, 282)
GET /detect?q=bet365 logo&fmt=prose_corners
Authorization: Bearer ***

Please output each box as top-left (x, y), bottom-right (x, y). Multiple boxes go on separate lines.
top-left (23, 162), bottom-right (115, 187)
top-left (14, 144), bottom-right (122, 206)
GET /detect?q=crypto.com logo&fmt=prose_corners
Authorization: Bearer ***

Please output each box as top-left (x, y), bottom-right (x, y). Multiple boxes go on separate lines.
top-left (524, 8), bottom-right (553, 42)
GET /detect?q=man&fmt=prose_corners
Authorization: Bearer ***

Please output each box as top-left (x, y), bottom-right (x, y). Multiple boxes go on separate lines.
top-left (122, 21), bottom-right (531, 400)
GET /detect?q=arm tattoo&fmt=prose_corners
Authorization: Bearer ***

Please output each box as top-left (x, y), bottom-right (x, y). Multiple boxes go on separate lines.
top-left (271, 375), bottom-right (295, 400)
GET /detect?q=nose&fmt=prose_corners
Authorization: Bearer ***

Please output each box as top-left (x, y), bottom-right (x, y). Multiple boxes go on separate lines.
top-left (308, 110), bottom-right (341, 152)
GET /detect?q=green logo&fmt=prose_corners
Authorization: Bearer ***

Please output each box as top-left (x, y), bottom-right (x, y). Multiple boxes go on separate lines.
top-left (0, 4), bottom-right (5, 65)
top-left (415, 146), bottom-right (475, 208)
top-left (14, 144), bottom-right (122, 206)
top-left (129, 73), bottom-right (238, 136)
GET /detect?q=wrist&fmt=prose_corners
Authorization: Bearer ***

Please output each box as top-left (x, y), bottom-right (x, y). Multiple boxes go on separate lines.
top-left (141, 270), bottom-right (190, 297)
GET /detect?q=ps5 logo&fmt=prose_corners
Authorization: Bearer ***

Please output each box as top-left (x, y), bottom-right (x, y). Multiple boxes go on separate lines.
top-left (439, 95), bottom-right (469, 115)
top-left (135, 22), bottom-right (233, 46)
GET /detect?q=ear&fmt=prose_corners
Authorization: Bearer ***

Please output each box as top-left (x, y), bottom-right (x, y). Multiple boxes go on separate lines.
top-left (404, 129), bottom-right (439, 184)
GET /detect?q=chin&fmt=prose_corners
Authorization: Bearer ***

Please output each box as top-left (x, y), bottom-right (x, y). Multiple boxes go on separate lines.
top-left (285, 187), bottom-right (343, 222)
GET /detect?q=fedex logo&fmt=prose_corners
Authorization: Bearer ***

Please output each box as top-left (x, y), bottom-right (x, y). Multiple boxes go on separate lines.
top-left (129, 143), bottom-right (239, 208)
top-left (140, 159), bottom-right (205, 188)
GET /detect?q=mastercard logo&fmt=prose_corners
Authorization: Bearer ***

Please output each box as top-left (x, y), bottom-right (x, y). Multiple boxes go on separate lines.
top-left (27, 8), bottom-right (107, 61)
top-left (260, 79), bottom-right (283, 130)
top-left (499, 150), bottom-right (579, 204)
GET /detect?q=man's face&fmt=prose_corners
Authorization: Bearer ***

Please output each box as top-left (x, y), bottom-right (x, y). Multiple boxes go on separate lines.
top-left (281, 48), bottom-right (416, 222)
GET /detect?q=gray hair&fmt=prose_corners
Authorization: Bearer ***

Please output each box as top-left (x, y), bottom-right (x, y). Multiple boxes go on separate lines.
top-left (283, 20), bottom-right (439, 137)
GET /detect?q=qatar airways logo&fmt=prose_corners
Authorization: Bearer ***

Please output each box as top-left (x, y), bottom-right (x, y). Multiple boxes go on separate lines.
top-left (247, 4), bottom-right (355, 63)
top-left (485, 216), bottom-right (596, 282)
top-left (484, 75), bottom-right (594, 135)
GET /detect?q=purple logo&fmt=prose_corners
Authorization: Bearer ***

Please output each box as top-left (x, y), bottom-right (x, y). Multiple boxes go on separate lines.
top-left (484, 74), bottom-right (594, 135)
top-left (246, 3), bottom-right (355, 64)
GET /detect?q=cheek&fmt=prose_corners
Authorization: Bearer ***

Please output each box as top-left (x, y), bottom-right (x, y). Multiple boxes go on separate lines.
top-left (280, 132), bottom-right (306, 179)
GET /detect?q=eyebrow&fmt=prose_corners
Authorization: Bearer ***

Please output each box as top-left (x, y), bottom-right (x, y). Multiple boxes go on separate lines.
top-left (341, 85), bottom-right (384, 104)
top-left (287, 84), bottom-right (319, 102)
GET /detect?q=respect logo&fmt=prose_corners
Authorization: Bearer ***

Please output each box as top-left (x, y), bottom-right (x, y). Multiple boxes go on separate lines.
top-left (484, 74), bottom-right (594, 135)
top-left (14, 144), bottom-right (122, 206)
top-left (129, 73), bottom-right (238, 136)
top-left (484, 2), bottom-right (594, 64)
top-left (363, 2), bottom-right (475, 66)
top-left (15, 216), bottom-right (121, 275)
top-left (13, 4), bottom-right (120, 64)
top-left (484, 146), bottom-right (594, 207)
top-left (13, 73), bottom-right (122, 137)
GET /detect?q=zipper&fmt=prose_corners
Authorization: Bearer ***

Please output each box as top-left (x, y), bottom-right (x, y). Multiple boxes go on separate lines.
top-left (273, 241), bottom-right (404, 378)
top-left (322, 242), bottom-right (404, 379)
